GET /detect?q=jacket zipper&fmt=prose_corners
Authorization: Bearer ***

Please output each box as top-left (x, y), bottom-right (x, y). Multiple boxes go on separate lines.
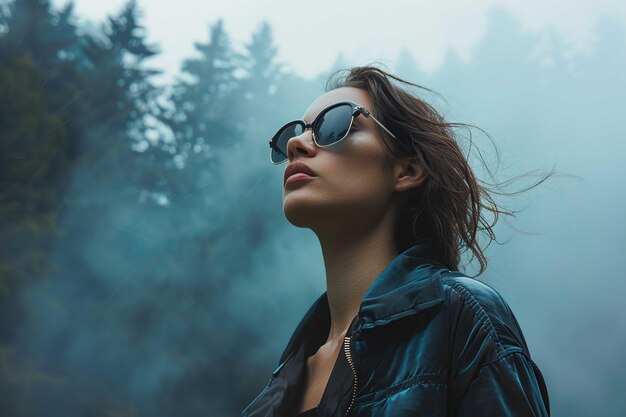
top-left (343, 334), bottom-right (358, 416)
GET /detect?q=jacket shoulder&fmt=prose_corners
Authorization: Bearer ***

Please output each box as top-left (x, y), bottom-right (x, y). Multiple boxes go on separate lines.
top-left (440, 271), bottom-right (531, 359)
top-left (440, 272), bottom-right (551, 416)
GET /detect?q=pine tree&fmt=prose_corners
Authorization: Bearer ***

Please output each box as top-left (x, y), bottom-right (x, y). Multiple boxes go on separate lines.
top-left (70, 0), bottom-right (167, 201)
top-left (0, 16), bottom-right (73, 414)
top-left (240, 21), bottom-right (282, 101)
top-left (0, 0), bottom-right (78, 339)
top-left (165, 18), bottom-right (242, 173)
top-left (235, 20), bottom-right (285, 132)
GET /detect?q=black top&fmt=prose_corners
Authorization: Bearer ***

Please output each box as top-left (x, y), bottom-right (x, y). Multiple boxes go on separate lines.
top-left (291, 340), bottom-right (352, 417)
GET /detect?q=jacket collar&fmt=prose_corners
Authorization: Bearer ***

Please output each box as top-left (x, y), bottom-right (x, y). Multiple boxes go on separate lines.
top-left (359, 240), bottom-right (448, 329)
top-left (278, 240), bottom-right (448, 364)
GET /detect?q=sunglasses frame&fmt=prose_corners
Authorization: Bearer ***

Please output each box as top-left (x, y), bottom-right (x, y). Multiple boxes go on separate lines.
top-left (268, 100), bottom-right (398, 165)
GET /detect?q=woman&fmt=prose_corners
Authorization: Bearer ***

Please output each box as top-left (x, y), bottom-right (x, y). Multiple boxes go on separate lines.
top-left (242, 65), bottom-right (552, 417)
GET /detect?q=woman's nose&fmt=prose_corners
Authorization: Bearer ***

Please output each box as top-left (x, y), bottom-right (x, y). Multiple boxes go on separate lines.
top-left (287, 129), bottom-right (316, 161)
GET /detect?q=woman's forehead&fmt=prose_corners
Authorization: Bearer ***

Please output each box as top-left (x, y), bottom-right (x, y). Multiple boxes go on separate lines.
top-left (301, 87), bottom-right (371, 124)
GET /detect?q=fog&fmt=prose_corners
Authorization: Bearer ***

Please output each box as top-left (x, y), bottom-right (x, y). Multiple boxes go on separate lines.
top-left (1, 1), bottom-right (624, 416)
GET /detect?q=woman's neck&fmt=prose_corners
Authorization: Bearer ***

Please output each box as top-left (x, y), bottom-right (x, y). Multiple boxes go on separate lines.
top-left (319, 234), bottom-right (398, 344)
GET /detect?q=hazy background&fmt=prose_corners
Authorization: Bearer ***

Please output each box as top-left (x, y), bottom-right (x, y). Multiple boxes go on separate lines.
top-left (1, 0), bottom-right (624, 416)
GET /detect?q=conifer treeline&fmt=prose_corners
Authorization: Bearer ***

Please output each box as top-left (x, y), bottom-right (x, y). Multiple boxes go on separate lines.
top-left (0, 0), bottom-right (319, 414)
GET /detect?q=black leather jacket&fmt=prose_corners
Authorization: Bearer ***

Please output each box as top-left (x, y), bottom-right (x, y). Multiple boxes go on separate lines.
top-left (242, 241), bottom-right (550, 417)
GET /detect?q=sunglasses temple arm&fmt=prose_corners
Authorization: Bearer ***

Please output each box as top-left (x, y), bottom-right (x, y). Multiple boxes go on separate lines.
top-left (368, 115), bottom-right (397, 139)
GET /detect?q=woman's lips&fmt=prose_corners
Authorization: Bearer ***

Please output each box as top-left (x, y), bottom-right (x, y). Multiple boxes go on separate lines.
top-left (285, 173), bottom-right (316, 186)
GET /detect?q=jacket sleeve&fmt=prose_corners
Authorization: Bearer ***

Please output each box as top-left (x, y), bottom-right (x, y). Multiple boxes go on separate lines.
top-left (455, 350), bottom-right (550, 417)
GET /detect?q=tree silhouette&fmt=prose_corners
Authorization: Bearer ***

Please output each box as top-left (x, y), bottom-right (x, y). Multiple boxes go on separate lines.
top-left (165, 18), bottom-right (242, 174)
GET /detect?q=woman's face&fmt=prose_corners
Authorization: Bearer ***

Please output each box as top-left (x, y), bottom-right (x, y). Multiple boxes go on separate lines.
top-left (282, 87), bottom-right (400, 236)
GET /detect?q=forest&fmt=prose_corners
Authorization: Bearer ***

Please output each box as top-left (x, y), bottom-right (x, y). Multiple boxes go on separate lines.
top-left (1, 0), bottom-right (625, 416)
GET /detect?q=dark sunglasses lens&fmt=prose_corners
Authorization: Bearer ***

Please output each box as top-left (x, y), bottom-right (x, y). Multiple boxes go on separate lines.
top-left (271, 122), bottom-right (304, 163)
top-left (315, 104), bottom-right (353, 146)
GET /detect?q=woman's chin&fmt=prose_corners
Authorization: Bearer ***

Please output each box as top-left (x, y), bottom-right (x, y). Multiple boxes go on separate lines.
top-left (283, 207), bottom-right (314, 228)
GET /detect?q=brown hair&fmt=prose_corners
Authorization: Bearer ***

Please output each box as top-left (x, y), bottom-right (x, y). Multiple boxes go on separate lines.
top-left (325, 64), bottom-right (556, 277)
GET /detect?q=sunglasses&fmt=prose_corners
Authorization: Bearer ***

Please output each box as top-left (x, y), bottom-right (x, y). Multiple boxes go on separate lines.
top-left (268, 100), bottom-right (398, 164)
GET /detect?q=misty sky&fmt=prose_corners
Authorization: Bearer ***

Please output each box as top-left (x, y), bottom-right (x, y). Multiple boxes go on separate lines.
top-left (53, 0), bottom-right (626, 83)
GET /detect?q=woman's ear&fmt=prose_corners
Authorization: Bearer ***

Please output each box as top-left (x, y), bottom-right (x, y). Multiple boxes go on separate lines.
top-left (393, 159), bottom-right (427, 193)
